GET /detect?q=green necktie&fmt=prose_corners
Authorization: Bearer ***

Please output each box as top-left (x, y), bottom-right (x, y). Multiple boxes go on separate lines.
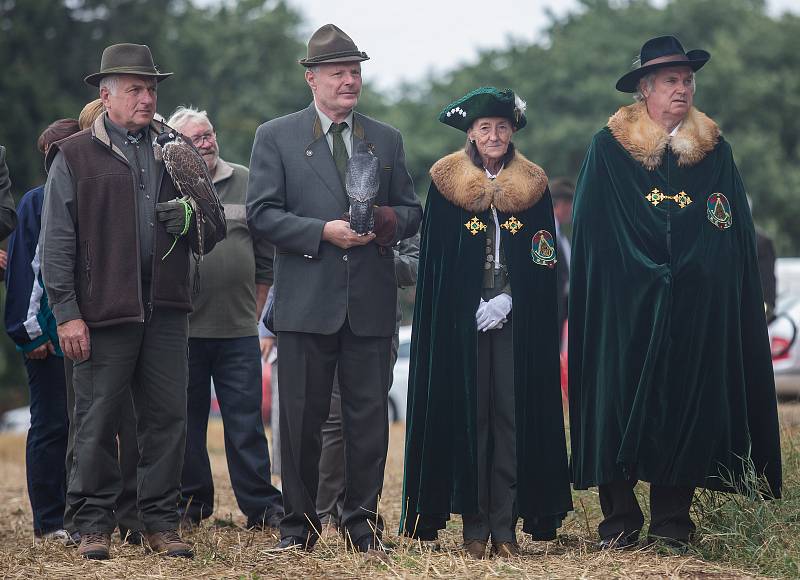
top-left (329, 121), bottom-right (348, 185)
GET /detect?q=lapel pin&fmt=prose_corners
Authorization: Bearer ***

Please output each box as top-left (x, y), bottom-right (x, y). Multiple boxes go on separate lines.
top-left (305, 149), bottom-right (313, 157)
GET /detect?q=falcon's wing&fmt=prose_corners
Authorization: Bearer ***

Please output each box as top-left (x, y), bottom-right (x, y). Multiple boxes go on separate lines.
top-left (162, 141), bottom-right (227, 232)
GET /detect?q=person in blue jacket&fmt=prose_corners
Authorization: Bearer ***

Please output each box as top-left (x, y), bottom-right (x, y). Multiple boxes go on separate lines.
top-left (4, 118), bottom-right (80, 542)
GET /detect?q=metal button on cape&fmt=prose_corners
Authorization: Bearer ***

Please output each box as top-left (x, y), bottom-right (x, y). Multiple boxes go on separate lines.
top-left (343, 254), bottom-right (348, 261)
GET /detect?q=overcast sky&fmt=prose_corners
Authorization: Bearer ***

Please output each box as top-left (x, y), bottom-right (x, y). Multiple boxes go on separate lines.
top-left (283, 0), bottom-right (799, 93)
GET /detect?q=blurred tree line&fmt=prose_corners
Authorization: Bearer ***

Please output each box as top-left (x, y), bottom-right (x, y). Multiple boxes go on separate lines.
top-left (0, 0), bottom-right (798, 408)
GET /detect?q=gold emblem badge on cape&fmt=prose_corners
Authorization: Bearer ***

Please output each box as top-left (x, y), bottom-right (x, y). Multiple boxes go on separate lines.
top-left (707, 192), bottom-right (732, 229)
top-left (501, 216), bottom-right (524, 235)
top-left (645, 188), bottom-right (693, 208)
top-left (531, 229), bottom-right (557, 268)
top-left (464, 216), bottom-right (487, 236)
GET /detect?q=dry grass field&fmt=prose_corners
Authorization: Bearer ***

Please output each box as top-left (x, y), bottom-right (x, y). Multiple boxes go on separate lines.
top-left (0, 405), bottom-right (798, 579)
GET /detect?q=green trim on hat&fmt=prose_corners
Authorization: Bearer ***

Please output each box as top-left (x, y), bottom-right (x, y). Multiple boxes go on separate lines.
top-left (438, 87), bottom-right (527, 132)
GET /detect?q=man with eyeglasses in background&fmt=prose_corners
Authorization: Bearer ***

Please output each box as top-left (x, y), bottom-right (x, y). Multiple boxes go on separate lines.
top-left (166, 106), bottom-right (283, 531)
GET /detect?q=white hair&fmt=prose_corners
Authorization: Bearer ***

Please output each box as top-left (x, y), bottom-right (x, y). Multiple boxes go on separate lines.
top-left (99, 75), bottom-right (120, 96)
top-left (634, 69), bottom-right (697, 103)
top-left (166, 106), bottom-right (212, 132)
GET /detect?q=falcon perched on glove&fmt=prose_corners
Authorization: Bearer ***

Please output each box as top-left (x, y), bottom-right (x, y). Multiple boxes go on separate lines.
top-left (153, 130), bottom-right (227, 258)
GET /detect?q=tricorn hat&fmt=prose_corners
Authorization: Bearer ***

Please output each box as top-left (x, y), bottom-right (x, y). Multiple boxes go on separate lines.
top-left (616, 35), bottom-right (709, 93)
top-left (85, 43), bottom-right (172, 86)
top-left (300, 24), bottom-right (369, 66)
top-left (438, 87), bottom-right (527, 132)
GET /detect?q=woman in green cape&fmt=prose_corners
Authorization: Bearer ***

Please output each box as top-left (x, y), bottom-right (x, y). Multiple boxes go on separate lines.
top-left (400, 87), bottom-right (572, 558)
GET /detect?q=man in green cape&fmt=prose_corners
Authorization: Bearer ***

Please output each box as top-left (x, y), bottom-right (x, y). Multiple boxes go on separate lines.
top-left (569, 35), bottom-right (782, 550)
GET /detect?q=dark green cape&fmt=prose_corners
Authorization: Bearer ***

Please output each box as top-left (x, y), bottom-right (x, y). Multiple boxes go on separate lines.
top-left (400, 150), bottom-right (573, 540)
top-left (569, 104), bottom-right (782, 496)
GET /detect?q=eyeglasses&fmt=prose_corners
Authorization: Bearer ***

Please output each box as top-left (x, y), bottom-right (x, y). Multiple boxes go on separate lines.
top-left (190, 131), bottom-right (216, 146)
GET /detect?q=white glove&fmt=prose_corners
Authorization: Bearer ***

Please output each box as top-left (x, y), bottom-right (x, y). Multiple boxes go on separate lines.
top-left (476, 293), bottom-right (512, 332)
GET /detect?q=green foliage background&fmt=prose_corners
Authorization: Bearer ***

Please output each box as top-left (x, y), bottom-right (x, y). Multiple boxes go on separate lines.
top-left (0, 0), bottom-right (798, 406)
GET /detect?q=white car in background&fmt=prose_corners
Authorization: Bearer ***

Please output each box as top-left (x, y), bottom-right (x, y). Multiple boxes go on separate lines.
top-left (769, 258), bottom-right (800, 397)
top-left (388, 325), bottom-right (412, 422)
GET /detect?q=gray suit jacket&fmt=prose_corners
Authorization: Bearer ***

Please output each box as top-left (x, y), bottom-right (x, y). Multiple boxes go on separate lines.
top-left (0, 146), bottom-right (17, 241)
top-left (246, 104), bottom-right (422, 337)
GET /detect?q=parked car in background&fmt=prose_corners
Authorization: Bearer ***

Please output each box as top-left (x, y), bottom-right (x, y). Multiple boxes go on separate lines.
top-left (0, 406), bottom-right (30, 433)
top-left (388, 325), bottom-right (411, 422)
top-left (769, 258), bottom-right (800, 397)
top-left (770, 292), bottom-right (800, 397)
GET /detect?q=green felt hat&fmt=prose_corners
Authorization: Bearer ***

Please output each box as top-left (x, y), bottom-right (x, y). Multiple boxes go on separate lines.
top-left (299, 24), bottom-right (369, 66)
top-left (438, 87), bottom-right (527, 132)
top-left (85, 43), bottom-right (172, 86)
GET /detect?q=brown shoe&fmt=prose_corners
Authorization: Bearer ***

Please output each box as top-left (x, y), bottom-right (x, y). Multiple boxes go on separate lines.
top-left (462, 539), bottom-right (487, 559)
top-left (492, 541), bottom-right (521, 557)
top-left (78, 532), bottom-right (111, 560)
top-left (144, 529), bottom-right (194, 558)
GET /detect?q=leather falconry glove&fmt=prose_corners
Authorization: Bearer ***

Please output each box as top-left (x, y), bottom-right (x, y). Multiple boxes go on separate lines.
top-left (156, 199), bottom-right (193, 236)
top-left (371, 205), bottom-right (398, 246)
top-left (476, 293), bottom-right (512, 332)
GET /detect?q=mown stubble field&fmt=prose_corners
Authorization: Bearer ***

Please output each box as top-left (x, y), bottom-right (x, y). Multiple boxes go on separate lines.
top-left (0, 405), bottom-right (798, 579)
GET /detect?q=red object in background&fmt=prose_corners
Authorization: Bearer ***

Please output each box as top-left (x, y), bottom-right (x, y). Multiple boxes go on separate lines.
top-left (771, 336), bottom-right (791, 361)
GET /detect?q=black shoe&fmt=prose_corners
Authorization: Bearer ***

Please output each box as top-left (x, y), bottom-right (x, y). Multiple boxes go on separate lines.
top-left (644, 535), bottom-right (690, 554)
top-left (351, 533), bottom-right (390, 562)
top-left (119, 527), bottom-right (143, 545)
top-left (273, 535), bottom-right (314, 552)
top-left (351, 533), bottom-right (389, 554)
top-left (247, 512), bottom-right (283, 530)
top-left (598, 532), bottom-right (639, 550)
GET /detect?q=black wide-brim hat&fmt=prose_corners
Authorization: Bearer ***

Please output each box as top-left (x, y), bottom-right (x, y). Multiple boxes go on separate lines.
top-left (438, 87), bottom-right (527, 132)
top-left (300, 23), bottom-right (369, 66)
top-left (616, 35), bottom-right (709, 93)
top-left (85, 43), bottom-right (172, 86)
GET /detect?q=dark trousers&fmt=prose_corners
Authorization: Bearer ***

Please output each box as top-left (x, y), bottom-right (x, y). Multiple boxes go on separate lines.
top-left (462, 320), bottom-right (518, 543)
top-left (64, 359), bottom-right (141, 535)
top-left (278, 322), bottom-right (391, 544)
top-left (316, 318), bottom-right (401, 526)
top-left (25, 355), bottom-right (68, 536)
top-left (67, 308), bottom-right (188, 534)
top-left (598, 479), bottom-right (696, 542)
top-left (180, 336), bottom-right (283, 525)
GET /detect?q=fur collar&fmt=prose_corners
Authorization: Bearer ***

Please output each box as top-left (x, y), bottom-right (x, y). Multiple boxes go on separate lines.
top-left (607, 102), bottom-right (720, 170)
top-left (430, 150), bottom-right (547, 213)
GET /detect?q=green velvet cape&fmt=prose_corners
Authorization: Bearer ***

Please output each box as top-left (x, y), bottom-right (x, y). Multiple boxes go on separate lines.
top-left (400, 150), bottom-right (573, 540)
top-left (568, 104), bottom-right (782, 497)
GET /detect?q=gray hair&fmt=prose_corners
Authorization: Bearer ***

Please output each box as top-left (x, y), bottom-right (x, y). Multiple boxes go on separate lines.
top-left (167, 106), bottom-right (213, 132)
top-left (634, 70), bottom-right (697, 102)
top-left (99, 75), bottom-right (120, 96)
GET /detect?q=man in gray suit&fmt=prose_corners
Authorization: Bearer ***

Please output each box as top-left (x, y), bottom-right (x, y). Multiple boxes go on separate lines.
top-left (246, 24), bottom-right (422, 553)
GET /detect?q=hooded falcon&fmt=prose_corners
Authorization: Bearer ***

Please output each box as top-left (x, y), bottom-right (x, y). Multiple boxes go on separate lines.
top-left (345, 141), bottom-right (380, 235)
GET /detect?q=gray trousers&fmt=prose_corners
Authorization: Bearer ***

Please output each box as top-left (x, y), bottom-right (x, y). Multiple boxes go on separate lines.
top-left (462, 320), bottom-right (517, 543)
top-left (63, 359), bottom-right (141, 535)
top-left (316, 324), bottom-right (400, 526)
top-left (67, 308), bottom-right (188, 534)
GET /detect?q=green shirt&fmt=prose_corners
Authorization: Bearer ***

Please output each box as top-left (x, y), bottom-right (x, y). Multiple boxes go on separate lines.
top-left (188, 159), bottom-right (273, 338)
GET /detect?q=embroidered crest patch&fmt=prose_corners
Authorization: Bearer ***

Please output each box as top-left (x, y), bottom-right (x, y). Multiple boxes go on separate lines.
top-left (531, 230), bottom-right (557, 267)
top-left (464, 216), bottom-right (487, 236)
top-left (501, 216), bottom-right (524, 235)
top-left (707, 193), bottom-right (732, 230)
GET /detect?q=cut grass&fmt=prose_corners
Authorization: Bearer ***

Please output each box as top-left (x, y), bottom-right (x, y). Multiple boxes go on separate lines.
top-left (0, 405), bottom-right (797, 578)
